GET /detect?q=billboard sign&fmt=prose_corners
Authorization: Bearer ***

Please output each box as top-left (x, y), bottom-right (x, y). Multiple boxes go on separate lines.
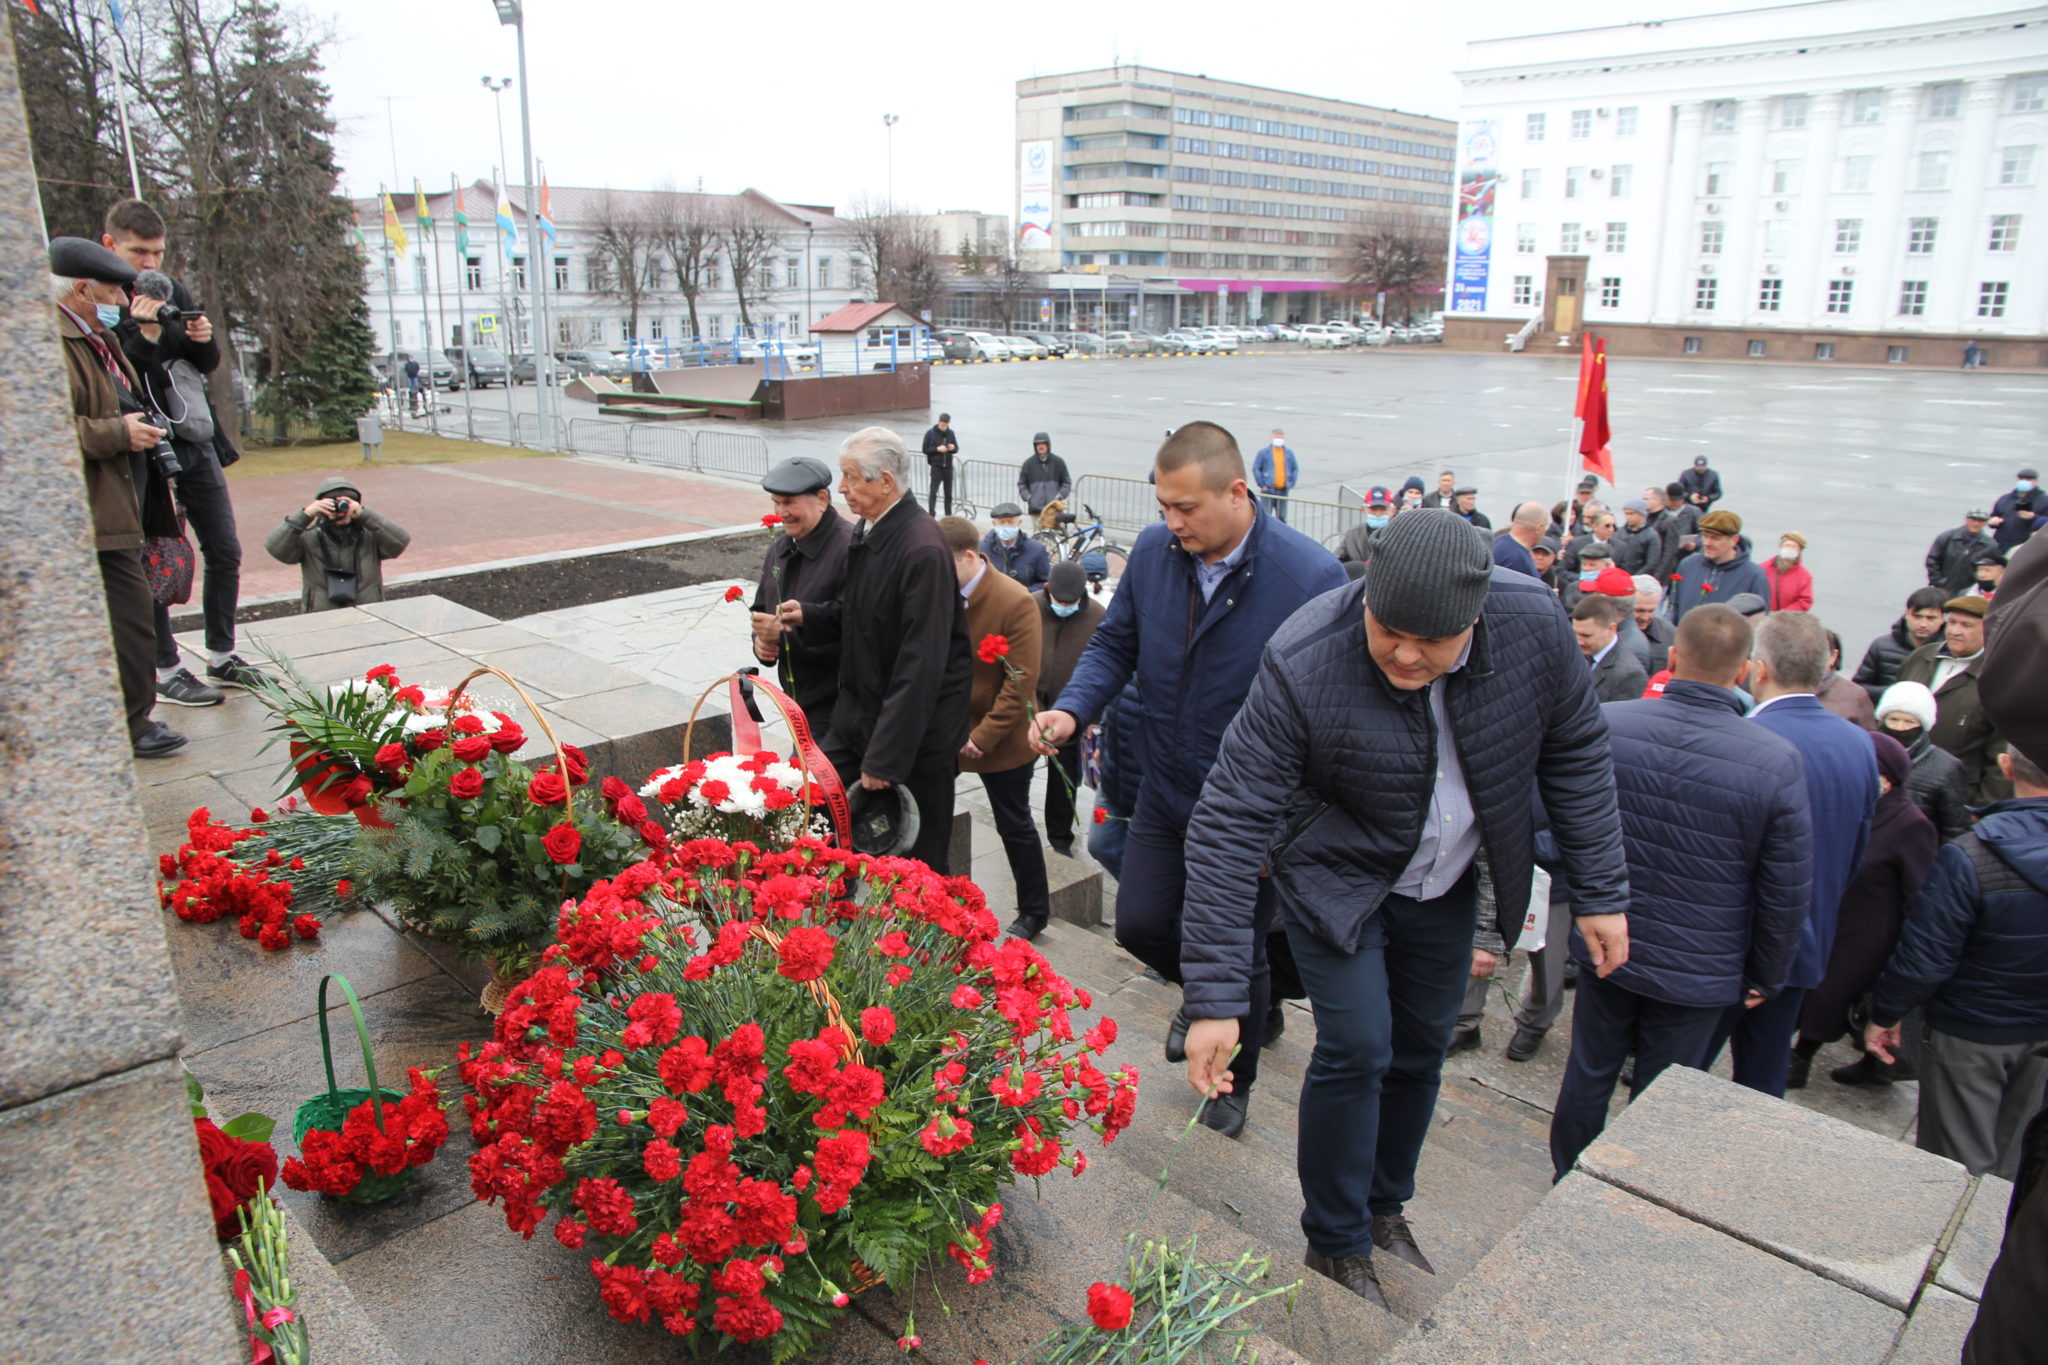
top-left (1018, 141), bottom-right (1055, 251)
top-left (1451, 119), bottom-right (1500, 313)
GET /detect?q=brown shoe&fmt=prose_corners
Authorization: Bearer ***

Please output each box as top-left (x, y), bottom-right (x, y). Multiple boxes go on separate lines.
top-left (1303, 1248), bottom-right (1388, 1309)
top-left (1371, 1213), bottom-right (1436, 1275)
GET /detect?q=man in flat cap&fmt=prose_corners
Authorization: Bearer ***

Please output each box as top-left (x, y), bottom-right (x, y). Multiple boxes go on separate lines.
top-left (1897, 594), bottom-right (2009, 805)
top-left (51, 236), bottom-right (186, 759)
top-left (1669, 508), bottom-right (1770, 621)
top-left (979, 502), bottom-right (1050, 593)
top-left (751, 456), bottom-right (853, 726)
top-left (1178, 507), bottom-right (1630, 1308)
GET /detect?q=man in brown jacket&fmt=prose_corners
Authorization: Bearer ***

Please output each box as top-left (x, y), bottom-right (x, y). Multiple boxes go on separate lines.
top-left (1897, 595), bottom-right (2010, 806)
top-left (942, 516), bottom-right (1049, 939)
top-left (1035, 560), bottom-right (1105, 855)
top-left (52, 236), bottom-right (186, 758)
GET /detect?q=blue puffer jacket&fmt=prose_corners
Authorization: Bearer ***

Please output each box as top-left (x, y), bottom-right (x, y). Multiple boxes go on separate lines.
top-left (1749, 695), bottom-right (1878, 990)
top-left (1093, 680), bottom-right (1147, 819)
top-left (1592, 682), bottom-right (1814, 1007)
top-left (1054, 512), bottom-right (1347, 829)
top-left (1179, 569), bottom-right (1629, 1020)
top-left (1669, 547), bottom-right (1770, 620)
top-left (1872, 799), bottom-right (2048, 1045)
top-left (979, 530), bottom-right (1051, 593)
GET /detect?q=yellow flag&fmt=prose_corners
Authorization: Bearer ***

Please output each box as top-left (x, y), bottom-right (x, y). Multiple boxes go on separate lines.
top-left (381, 190), bottom-right (409, 258)
top-left (414, 180), bottom-right (432, 233)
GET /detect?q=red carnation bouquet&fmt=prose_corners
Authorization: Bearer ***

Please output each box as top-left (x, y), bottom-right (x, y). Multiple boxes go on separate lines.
top-left (458, 837), bottom-right (1136, 1359)
top-left (159, 805), bottom-right (359, 951)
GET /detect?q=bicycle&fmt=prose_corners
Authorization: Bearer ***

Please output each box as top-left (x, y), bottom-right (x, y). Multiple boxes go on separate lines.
top-left (1034, 502), bottom-right (1129, 586)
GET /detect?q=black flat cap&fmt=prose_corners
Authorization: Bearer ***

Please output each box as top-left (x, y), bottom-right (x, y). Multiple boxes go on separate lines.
top-left (49, 236), bottom-right (137, 285)
top-left (991, 502), bottom-right (1023, 519)
top-left (1048, 560), bottom-right (1087, 603)
top-left (762, 456), bottom-right (833, 496)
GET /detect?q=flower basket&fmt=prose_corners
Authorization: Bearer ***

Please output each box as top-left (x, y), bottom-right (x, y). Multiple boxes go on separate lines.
top-left (285, 974), bottom-right (447, 1204)
top-left (680, 672), bottom-right (851, 849)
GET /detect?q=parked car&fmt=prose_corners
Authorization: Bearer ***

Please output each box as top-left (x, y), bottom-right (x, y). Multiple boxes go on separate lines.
top-left (444, 345), bottom-right (509, 388)
top-left (1296, 325), bottom-right (1347, 349)
top-left (1267, 325), bottom-right (1302, 342)
top-left (735, 338), bottom-right (820, 364)
top-left (1003, 335), bottom-right (1051, 361)
top-left (1063, 332), bottom-right (1106, 355)
top-left (1197, 328), bottom-right (1242, 352)
top-left (551, 348), bottom-right (623, 379)
top-left (1159, 330), bottom-right (1217, 353)
top-left (955, 331), bottom-right (1014, 361)
top-left (940, 333), bottom-right (980, 361)
top-left (1024, 332), bottom-right (1072, 358)
top-left (509, 354), bottom-right (561, 384)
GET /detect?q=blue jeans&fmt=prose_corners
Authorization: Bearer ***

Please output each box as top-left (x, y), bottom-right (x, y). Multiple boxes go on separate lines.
top-left (1704, 986), bottom-right (1808, 1098)
top-left (1549, 971), bottom-right (1723, 1180)
top-left (1284, 875), bottom-right (1477, 1259)
top-left (1260, 490), bottom-right (1291, 524)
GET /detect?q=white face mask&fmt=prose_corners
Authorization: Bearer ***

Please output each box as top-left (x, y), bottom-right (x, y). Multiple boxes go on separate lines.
top-left (993, 525), bottom-right (1019, 542)
top-left (1779, 542), bottom-right (1801, 561)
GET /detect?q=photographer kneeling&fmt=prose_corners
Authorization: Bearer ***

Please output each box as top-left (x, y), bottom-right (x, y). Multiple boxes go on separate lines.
top-left (266, 477), bottom-right (410, 612)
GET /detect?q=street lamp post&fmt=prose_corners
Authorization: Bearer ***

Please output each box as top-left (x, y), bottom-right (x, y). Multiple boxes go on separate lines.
top-left (492, 1), bottom-right (556, 448)
top-left (882, 113), bottom-right (898, 209)
top-left (480, 75), bottom-right (516, 377)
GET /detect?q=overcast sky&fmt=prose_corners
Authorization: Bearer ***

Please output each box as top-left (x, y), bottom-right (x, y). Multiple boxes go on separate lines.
top-left (318, 0), bottom-right (1749, 214)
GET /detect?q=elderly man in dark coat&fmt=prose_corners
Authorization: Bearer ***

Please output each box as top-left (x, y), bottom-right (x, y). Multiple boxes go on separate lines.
top-left (1177, 509), bottom-right (1631, 1309)
top-left (750, 456), bottom-right (854, 726)
top-left (1896, 595), bottom-right (2008, 806)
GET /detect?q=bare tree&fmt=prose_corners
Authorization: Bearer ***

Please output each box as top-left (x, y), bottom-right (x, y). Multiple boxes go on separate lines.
top-left (718, 196), bottom-right (783, 332)
top-left (984, 243), bottom-right (1045, 333)
top-left (650, 182), bottom-right (718, 340)
top-left (587, 189), bottom-right (658, 339)
top-left (1339, 212), bottom-right (1447, 322)
top-left (843, 196), bottom-right (949, 315)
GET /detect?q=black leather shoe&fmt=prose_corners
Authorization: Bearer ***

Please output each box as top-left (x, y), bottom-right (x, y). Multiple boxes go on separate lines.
top-left (1786, 1048), bottom-right (1814, 1090)
top-left (1830, 1053), bottom-right (1895, 1087)
top-left (1049, 839), bottom-right (1074, 858)
top-left (1371, 1213), bottom-right (1436, 1275)
top-left (1164, 1007), bottom-right (1190, 1064)
top-left (1562, 960), bottom-right (1579, 991)
top-left (1304, 1248), bottom-right (1388, 1309)
top-left (132, 721), bottom-right (188, 759)
top-left (1505, 1024), bottom-right (1546, 1063)
top-left (1006, 916), bottom-right (1047, 941)
top-left (1264, 1003), bottom-right (1287, 1044)
top-left (1197, 1089), bottom-right (1248, 1139)
top-left (1449, 1025), bottom-right (1482, 1054)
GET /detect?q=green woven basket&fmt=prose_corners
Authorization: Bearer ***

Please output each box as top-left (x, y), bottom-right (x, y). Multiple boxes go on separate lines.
top-left (292, 974), bottom-right (413, 1205)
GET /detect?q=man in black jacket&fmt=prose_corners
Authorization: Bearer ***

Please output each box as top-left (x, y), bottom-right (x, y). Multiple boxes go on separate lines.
top-left (1855, 587), bottom-right (1949, 703)
top-left (1679, 455), bottom-right (1722, 510)
top-left (1018, 431), bottom-right (1072, 516)
top-left (1641, 487), bottom-right (1684, 584)
top-left (750, 457), bottom-right (854, 726)
top-left (102, 198), bottom-right (262, 705)
top-left (1179, 510), bottom-right (1630, 1309)
top-left (1926, 509), bottom-right (1995, 595)
top-left (1987, 467), bottom-right (2044, 551)
top-left (776, 428), bottom-right (970, 872)
top-left (920, 413), bottom-right (959, 514)
top-left (1573, 597), bottom-right (1649, 703)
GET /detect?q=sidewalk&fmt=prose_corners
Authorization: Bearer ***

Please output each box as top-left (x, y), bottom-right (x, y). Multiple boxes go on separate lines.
top-left (221, 454), bottom-right (770, 600)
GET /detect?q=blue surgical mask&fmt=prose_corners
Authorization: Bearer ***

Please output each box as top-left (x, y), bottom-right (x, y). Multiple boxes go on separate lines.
top-left (2021, 480), bottom-right (2038, 492)
top-left (1050, 600), bottom-right (1080, 618)
top-left (993, 525), bottom-right (1019, 541)
top-left (1579, 568), bottom-right (1600, 584)
top-left (94, 302), bottom-right (124, 328)
top-left (1366, 515), bottom-right (1389, 530)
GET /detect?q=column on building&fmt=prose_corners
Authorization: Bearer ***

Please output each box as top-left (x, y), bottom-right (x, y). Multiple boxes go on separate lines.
top-left (1719, 99), bottom-right (1771, 326)
top-left (1784, 90), bottom-right (1846, 332)
top-left (1651, 102), bottom-right (1706, 322)
top-left (1930, 78), bottom-right (2006, 330)
top-left (1862, 86), bottom-right (1924, 332)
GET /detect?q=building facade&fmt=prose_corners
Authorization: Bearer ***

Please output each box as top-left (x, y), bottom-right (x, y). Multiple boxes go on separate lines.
top-left (1446, 1), bottom-right (2048, 365)
top-left (1015, 67), bottom-right (1456, 328)
top-left (354, 183), bottom-right (864, 357)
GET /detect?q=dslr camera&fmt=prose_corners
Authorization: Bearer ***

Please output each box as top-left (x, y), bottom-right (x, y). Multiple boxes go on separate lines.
top-left (142, 409), bottom-right (181, 481)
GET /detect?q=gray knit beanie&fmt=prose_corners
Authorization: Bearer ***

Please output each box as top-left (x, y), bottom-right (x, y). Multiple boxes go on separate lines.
top-left (1364, 508), bottom-right (1493, 638)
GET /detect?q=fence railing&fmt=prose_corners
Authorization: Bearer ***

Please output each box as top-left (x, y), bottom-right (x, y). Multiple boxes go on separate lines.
top-left (1073, 474), bottom-right (1365, 552)
top-left (957, 459), bottom-right (1017, 513)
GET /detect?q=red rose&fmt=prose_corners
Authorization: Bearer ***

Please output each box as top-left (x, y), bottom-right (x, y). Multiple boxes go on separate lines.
top-left (543, 823), bottom-right (583, 865)
top-left (452, 735), bottom-right (494, 763)
top-left (373, 742), bottom-right (408, 771)
top-left (601, 776), bottom-right (633, 804)
top-left (339, 775), bottom-right (374, 807)
top-left (724, 585), bottom-right (746, 603)
top-left (412, 727), bottom-right (446, 753)
top-left (449, 766), bottom-right (486, 800)
top-left (490, 721), bottom-right (526, 753)
top-left (452, 714), bottom-right (488, 735)
top-left (776, 926), bottom-right (836, 982)
top-left (1086, 1282), bottom-right (1134, 1332)
top-left (977, 634), bottom-right (1011, 663)
top-left (615, 795), bottom-right (649, 825)
top-left (528, 771), bottom-right (569, 806)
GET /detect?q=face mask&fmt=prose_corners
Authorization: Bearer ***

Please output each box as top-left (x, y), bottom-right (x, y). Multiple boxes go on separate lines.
top-left (94, 302), bottom-right (124, 328)
top-left (2020, 480), bottom-right (2038, 493)
top-left (993, 526), bottom-right (1019, 541)
top-left (1977, 579), bottom-right (1997, 592)
top-left (1779, 543), bottom-right (1801, 560)
top-left (1887, 723), bottom-right (1924, 747)
top-left (1403, 493), bottom-right (1421, 508)
top-left (1579, 569), bottom-right (1600, 584)
top-left (1272, 439), bottom-right (1285, 448)
top-left (1366, 515), bottom-right (1389, 530)
top-left (1050, 600), bottom-right (1080, 618)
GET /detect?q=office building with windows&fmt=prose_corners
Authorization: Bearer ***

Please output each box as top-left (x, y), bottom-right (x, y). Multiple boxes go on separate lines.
top-left (1445, 1), bottom-right (2048, 366)
top-left (1014, 68), bottom-right (1456, 329)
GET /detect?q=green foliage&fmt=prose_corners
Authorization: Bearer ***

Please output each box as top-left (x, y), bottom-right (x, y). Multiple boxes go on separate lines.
top-left (242, 648), bottom-right (415, 801)
top-left (228, 1182), bottom-right (309, 1365)
top-left (219, 1113), bottom-right (277, 1145)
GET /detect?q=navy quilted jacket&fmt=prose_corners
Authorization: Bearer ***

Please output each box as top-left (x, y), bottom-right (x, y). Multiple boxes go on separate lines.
top-left (1053, 513), bottom-right (1347, 829)
top-left (1749, 695), bottom-right (1879, 990)
top-left (1179, 569), bottom-right (1629, 1020)
top-left (1592, 682), bottom-right (1815, 1007)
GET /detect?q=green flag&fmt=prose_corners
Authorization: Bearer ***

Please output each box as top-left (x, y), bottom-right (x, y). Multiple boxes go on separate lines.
top-left (454, 181), bottom-right (471, 258)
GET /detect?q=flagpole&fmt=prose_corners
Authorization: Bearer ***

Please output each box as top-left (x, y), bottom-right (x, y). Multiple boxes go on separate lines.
top-left (102, 6), bottom-right (142, 197)
top-left (378, 186), bottom-right (404, 414)
top-left (454, 173), bottom-right (474, 439)
top-left (418, 208), bottom-right (440, 434)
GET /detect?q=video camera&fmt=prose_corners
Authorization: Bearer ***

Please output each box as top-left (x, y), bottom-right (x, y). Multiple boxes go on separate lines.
top-left (132, 268), bottom-right (203, 327)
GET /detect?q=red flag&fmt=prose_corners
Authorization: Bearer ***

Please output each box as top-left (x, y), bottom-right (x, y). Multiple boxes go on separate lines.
top-left (1576, 335), bottom-right (1614, 485)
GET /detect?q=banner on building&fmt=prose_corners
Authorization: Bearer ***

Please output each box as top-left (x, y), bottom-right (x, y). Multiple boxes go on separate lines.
top-left (1451, 119), bottom-right (1500, 313)
top-left (1018, 140), bottom-right (1055, 252)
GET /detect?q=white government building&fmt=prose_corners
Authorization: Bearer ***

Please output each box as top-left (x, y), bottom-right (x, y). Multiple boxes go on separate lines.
top-left (1443, 0), bottom-right (2048, 367)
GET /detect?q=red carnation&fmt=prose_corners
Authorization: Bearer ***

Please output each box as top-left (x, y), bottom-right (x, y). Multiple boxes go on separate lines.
top-left (977, 634), bottom-right (1011, 663)
top-left (724, 585), bottom-right (746, 603)
top-left (776, 926), bottom-right (835, 982)
top-left (365, 664), bottom-right (398, 684)
top-left (1087, 1282), bottom-right (1135, 1331)
top-left (292, 914), bottom-right (321, 940)
top-left (1093, 807), bottom-right (1108, 825)
top-left (543, 823), bottom-right (583, 865)
top-left (335, 879), bottom-right (354, 900)
top-left (761, 514), bottom-right (783, 528)
top-left (622, 992), bottom-right (683, 1050)
top-left (699, 779), bottom-right (731, 806)
top-left (859, 1006), bottom-right (897, 1046)
top-left (449, 766), bottom-right (485, 800)
top-left (528, 771), bottom-right (569, 806)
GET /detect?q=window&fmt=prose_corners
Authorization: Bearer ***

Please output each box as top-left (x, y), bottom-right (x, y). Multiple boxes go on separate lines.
top-left (1898, 280), bottom-right (1927, 316)
top-left (512, 257), bottom-right (528, 289)
top-left (785, 256), bottom-right (801, 289)
top-left (1610, 164), bottom-right (1632, 197)
top-left (464, 257), bottom-right (483, 289)
top-left (1615, 106), bottom-right (1638, 137)
top-left (1834, 218), bottom-right (1862, 254)
top-left (642, 257), bottom-right (662, 289)
top-left (1772, 159), bottom-right (1802, 195)
top-left (648, 317), bottom-right (664, 340)
top-left (1758, 278), bottom-right (1782, 311)
top-left (1599, 276), bottom-right (1621, 307)
top-left (1708, 101), bottom-right (1736, 131)
top-left (1763, 220), bottom-right (1790, 256)
top-left (1887, 345), bottom-right (1909, 364)
top-left (2001, 145), bottom-right (2036, 186)
top-left (1748, 339), bottom-right (1768, 357)
top-left (1565, 166), bottom-right (1584, 198)
top-left (1916, 151), bottom-right (1952, 191)
top-left (1700, 221), bottom-right (1724, 254)
top-left (1826, 279), bottom-right (1855, 314)
top-left (1571, 108), bottom-right (1592, 138)
top-left (1560, 222), bottom-right (1582, 253)
top-left (707, 314), bottom-right (722, 336)
top-left (1516, 222), bottom-right (1536, 253)
top-left (1908, 217), bottom-right (1939, 253)
top-left (1815, 342), bottom-right (1836, 361)
top-left (1979, 282), bottom-right (2009, 318)
top-left (1924, 83), bottom-right (1962, 119)
top-left (1694, 276), bottom-right (1718, 310)
top-left (1990, 214), bottom-right (2023, 252)
top-left (705, 259), bottom-right (721, 290)
top-left (1840, 155), bottom-right (1873, 192)
top-left (2017, 75), bottom-right (2048, 113)
top-left (1704, 162), bottom-right (1730, 196)
top-left (1779, 95), bottom-right (1810, 129)
top-left (1512, 275), bottom-right (1534, 306)
top-left (1521, 168), bottom-right (1541, 198)
top-left (1684, 336), bottom-right (1703, 354)
top-left (1850, 90), bottom-right (1883, 123)
top-left (1526, 112), bottom-right (1547, 141)
top-left (1604, 221), bottom-right (1628, 252)
top-left (817, 257), bottom-right (832, 288)
top-left (556, 318), bottom-right (574, 346)
top-left (553, 256), bottom-right (570, 290)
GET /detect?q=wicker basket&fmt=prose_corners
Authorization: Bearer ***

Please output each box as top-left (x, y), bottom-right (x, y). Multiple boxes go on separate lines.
top-left (291, 974), bottom-right (413, 1205)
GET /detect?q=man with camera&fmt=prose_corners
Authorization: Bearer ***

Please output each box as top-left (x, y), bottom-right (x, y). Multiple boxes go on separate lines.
top-left (51, 236), bottom-right (188, 758)
top-left (99, 198), bottom-right (261, 706)
top-left (265, 476), bottom-right (411, 612)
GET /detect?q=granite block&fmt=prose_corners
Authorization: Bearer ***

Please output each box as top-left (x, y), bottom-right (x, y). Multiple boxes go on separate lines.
top-left (1046, 849), bottom-right (1103, 927)
top-left (1887, 1285), bottom-right (1979, 1365)
top-left (274, 1202), bottom-right (407, 1365)
top-left (1383, 1175), bottom-right (1902, 1364)
top-left (236, 604), bottom-right (393, 641)
top-left (290, 636), bottom-right (471, 688)
top-left (1935, 1174), bottom-right (2012, 1302)
top-left (239, 616), bottom-right (424, 662)
top-left (544, 680), bottom-right (696, 741)
top-left (138, 771), bottom-right (244, 854)
top-left (950, 807), bottom-right (973, 878)
top-left (358, 594), bottom-right (500, 635)
top-left (436, 623), bottom-right (552, 654)
top-left (1575, 1064), bottom-right (1969, 1310)
top-left (471, 641), bottom-right (649, 700)
top-left (131, 727), bottom-right (293, 788)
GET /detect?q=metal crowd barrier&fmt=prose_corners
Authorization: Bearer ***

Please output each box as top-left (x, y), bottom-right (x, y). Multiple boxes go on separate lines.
top-left (1074, 474), bottom-right (1364, 551)
top-left (956, 459), bottom-right (1018, 513)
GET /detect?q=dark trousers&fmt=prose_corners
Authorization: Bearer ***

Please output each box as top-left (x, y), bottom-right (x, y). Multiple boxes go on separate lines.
top-left (152, 447), bottom-right (242, 665)
top-left (1549, 972), bottom-right (1724, 1180)
top-left (1286, 875), bottom-right (1478, 1259)
top-left (1116, 805), bottom-right (1272, 1095)
top-left (978, 762), bottom-right (1050, 925)
top-left (1705, 986), bottom-right (1808, 1098)
top-left (99, 547), bottom-right (157, 741)
top-left (828, 749), bottom-right (957, 876)
top-left (1042, 741), bottom-right (1081, 849)
top-left (927, 461), bottom-right (954, 516)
